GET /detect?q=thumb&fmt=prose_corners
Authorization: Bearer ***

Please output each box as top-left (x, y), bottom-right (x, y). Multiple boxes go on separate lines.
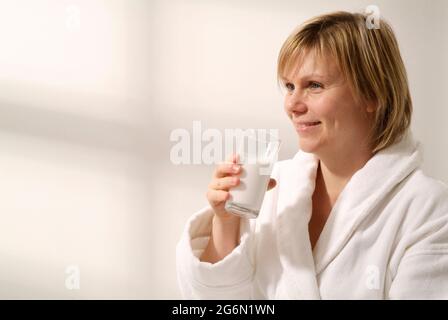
top-left (267, 178), bottom-right (277, 191)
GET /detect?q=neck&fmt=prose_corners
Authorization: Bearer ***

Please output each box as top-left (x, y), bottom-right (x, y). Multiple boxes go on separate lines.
top-left (316, 145), bottom-right (373, 205)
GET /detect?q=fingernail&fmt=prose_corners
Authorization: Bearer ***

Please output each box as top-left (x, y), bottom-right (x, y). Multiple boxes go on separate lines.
top-left (232, 165), bottom-right (240, 172)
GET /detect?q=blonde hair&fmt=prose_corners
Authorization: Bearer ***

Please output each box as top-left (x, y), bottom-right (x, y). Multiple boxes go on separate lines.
top-left (278, 11), bottom-right (412, 153)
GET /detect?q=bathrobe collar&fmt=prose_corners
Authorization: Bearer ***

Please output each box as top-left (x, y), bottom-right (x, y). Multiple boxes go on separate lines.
top-left (275, 131), bottom-right (422, 299)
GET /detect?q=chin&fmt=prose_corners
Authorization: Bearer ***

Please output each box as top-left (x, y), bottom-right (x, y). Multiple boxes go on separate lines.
top-left (298, 137), bottom-right (321, 154)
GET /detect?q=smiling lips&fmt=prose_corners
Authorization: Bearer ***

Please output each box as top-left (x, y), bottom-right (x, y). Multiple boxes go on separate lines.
top-left (295, 121), bottom-right (322, 132)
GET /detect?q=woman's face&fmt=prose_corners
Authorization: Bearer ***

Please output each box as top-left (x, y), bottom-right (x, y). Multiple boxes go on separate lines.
top-left (283, 51), bottom-right (374, 158)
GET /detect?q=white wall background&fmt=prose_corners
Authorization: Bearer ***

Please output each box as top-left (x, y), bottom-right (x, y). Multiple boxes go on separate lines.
top-left (0, 0), bottom-right (446, 299)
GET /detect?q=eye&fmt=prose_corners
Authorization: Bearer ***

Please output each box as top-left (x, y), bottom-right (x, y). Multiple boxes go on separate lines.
top-left (309, 81), bottom-right (323, 90)
top-left (284, 82), bottom-right (295, 91)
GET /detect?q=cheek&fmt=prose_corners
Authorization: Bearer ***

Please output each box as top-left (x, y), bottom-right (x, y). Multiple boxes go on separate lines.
top-left (324, 102), bottom-right (365, 135)
top-left (310, 95), bottom-right (337, 120)
top-left (284, 96), bottom-right (292, 116)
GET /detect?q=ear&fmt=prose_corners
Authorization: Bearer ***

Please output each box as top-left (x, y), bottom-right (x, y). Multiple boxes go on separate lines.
top-left (366, 100), bottom-right (378, 113)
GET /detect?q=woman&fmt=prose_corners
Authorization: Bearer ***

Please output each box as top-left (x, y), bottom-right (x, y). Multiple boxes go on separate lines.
top-left (176, 11), bottom-right (448, 299)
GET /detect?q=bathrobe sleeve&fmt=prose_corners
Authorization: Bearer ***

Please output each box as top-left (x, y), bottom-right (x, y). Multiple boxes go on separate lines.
top-left (388, 187), bottom-right (448, 300)
top-left (388, 250), bottom-right (448, 299)
top-left (176, 206), bottom-right (255, 299)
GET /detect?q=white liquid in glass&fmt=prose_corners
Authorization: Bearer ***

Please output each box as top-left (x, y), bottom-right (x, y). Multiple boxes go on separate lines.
top-left (225, 161), bottom-right (271, 219)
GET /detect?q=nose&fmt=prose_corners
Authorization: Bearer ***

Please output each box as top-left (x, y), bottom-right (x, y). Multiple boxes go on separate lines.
top-left (285, 90), bottom-right (308, 117)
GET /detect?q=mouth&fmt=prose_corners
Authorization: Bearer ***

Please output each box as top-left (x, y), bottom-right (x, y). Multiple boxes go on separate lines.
top-left (294, 121), bottom-right (322, 132)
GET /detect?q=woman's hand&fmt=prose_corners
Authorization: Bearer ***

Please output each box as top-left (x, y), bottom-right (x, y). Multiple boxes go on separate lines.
top-left (201, 153), bottom-right (277, 263)
top-left (206, 153), bottom-right (277, 221)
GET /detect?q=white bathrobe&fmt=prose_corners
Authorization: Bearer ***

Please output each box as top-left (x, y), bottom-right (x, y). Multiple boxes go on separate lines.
top-left (176, 132), bottom-right (448, 299)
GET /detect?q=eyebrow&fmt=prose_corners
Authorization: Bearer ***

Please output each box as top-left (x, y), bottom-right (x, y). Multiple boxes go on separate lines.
top-left (281, 74), bottom-right (328, 82)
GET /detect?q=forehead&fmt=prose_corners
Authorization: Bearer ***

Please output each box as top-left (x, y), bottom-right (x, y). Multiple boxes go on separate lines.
top-left (283, 50), bottom-right (340, 81)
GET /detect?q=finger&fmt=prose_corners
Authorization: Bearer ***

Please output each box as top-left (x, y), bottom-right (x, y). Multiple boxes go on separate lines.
top-left (209, 176), bottom-right (240, 191)
top-left (233, 153), bottom-right (240, 164)
top-left (207, 189), bottom-right (230, 206)
top-left (226, 153), bottom-right (240, 165)
top-left (267, 178), bottom-right (277, 191)
top-left (214, 162), bottom-right (241, 178)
